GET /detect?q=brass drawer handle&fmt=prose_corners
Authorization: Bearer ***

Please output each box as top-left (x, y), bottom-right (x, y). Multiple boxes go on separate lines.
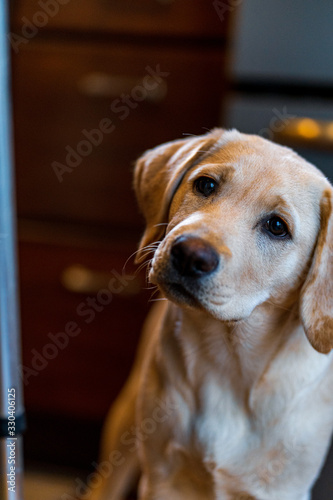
top-left (77, 72), bottom-right (167, 103)
top-left (61, 264), bottom-right (141, 296)
top-left (273, 117), bottom-right (333, 151)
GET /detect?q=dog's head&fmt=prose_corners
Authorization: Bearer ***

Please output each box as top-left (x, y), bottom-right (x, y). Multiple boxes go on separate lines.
top-left (134, 129), bottom-right (333, 354)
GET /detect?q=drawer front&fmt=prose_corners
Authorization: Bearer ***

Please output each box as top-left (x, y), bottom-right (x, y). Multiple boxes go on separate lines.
top-left (11, 0), bottom-right (229, 39)
top-left (19, 241), bottom-right (151, 419)
top-left (12, 40), bottom-right (225, 226)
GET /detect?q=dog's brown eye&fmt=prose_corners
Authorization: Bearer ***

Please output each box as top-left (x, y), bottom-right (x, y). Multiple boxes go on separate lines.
top-left (265, 216), bottom-right (289, 238)
top-left (194, 176), bottom-right (217, 197)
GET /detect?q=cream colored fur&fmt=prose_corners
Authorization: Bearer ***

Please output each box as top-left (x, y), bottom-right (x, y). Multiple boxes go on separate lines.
top-left (91, 129), bottom-right (333, 500)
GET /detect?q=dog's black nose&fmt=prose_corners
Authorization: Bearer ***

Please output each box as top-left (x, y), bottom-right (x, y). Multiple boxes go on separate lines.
top-left (171, 236), bottom-right (219, 278)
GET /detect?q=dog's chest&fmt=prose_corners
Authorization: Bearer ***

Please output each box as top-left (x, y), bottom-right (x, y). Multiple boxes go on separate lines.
top-left (167, 372), bottom-right (304, 498)
top-left (158, 313), bottom-right (333, 497)
top-left (175, 337), bottom-right (286, 462)
top-left (165, 356), bottom-right (333, 500)
top-left (191, 374), bottom-right (266, 466)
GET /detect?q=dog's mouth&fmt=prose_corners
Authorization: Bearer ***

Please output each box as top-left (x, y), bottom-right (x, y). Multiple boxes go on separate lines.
top-left (158, 281), bottom-right (200, 307)
top-left (158, 282), bottom-right (245, 323)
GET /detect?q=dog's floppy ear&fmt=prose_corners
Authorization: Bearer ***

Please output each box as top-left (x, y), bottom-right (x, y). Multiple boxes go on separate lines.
top-left (301, 189), bottom-right (333, 354)
top-left (133, 129), bottom-right (222, 262)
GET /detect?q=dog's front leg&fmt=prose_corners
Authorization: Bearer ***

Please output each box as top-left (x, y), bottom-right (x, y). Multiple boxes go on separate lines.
top-left (136, 427), bottom-right (216, 500)
top-left (137, 474), bottom-right (185, 500)
top-left (137, 471), bottom-right (216, 500)
top-left (89, 368), bottom-right (142, 500)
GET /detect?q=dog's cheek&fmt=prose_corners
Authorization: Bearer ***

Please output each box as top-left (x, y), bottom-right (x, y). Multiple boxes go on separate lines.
top-left (265, 251), bottom-right (307, 302)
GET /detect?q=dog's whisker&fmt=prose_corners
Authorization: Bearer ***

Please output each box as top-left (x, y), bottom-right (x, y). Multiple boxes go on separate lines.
top-left (141, 242), bottom-right (162, 248)
top-left (136, 255), bottom-right (153, 269)
top-left (123, 240), bottom-right (161, 269)
top-left (136, 248), bottom-right (158, 262)
top-left (148, 286), bottom-right (163, 303)
top-left (122, 249), bottom-right (146, 273)
top-left (134, 263), bottom-right (151, 277)
top-left (135, 262), bottom-right (154, 280)
top-left (182, 132), bottom-right (199, 138)
top-left (123, 243), bottom-right (161, 273)
top-left (140, 240), bottom-right (162, 246)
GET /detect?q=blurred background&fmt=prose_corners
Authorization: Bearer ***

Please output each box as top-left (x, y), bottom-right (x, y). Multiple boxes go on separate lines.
top-left (7, 0), bottom-right (333, 498)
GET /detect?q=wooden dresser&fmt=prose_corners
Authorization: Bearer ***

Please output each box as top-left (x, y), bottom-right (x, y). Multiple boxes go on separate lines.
top-left (10, 0), bottom-right (231, 468)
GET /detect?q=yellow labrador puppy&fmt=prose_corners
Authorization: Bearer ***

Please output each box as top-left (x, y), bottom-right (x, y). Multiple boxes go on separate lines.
top-left (92, 129), bottom-right (333, 500)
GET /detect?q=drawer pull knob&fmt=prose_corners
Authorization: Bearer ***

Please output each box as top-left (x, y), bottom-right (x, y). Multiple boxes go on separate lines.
top-left (78, 72), bottom-right (167, 103)
top-left (61, 264), bottom-right (141, 296)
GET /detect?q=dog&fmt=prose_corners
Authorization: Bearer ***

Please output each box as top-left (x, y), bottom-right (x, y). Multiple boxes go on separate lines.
top-left (91, 129), bottom-right (333, 500)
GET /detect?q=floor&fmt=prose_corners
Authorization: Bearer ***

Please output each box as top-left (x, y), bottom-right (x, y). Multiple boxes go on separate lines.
top-left (24, 468), bottom-right (138, 500)
top-left (25, 469), bottom-right (78, 500)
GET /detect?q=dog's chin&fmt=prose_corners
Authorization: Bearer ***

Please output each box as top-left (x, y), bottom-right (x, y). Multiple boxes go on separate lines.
top-left (158, 282), bottom-right (200, 308)
top-left (156, 282), bottom-right (255, 325)
top-left (155, 281), bottom-right (244, 321)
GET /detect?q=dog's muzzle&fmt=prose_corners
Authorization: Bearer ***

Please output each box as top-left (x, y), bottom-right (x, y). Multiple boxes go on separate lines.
top-left (170, 235), bottom-right (219, 278)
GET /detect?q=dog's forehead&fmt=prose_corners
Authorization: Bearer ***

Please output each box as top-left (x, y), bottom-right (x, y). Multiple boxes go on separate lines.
top-left (175, 133), bottom-right (331, 228)
top-left (196, 134), bottom-right (327, 200)
top-left (210, 135), bottom-right (318, 179)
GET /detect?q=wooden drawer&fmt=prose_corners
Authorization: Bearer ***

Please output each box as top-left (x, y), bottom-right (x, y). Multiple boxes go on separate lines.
top-left (12, 39), bottom-right (225, 226)
top-left (19, 240), bottom-right (151, 420)
top-left (11, 0), bottom-right (229, 39)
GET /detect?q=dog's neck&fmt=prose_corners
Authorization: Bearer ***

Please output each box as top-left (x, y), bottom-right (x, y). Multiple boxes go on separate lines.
top-left (223, 303), bottom-right (298, 388)
top-left (174, 299), bottom-right (303, 392)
